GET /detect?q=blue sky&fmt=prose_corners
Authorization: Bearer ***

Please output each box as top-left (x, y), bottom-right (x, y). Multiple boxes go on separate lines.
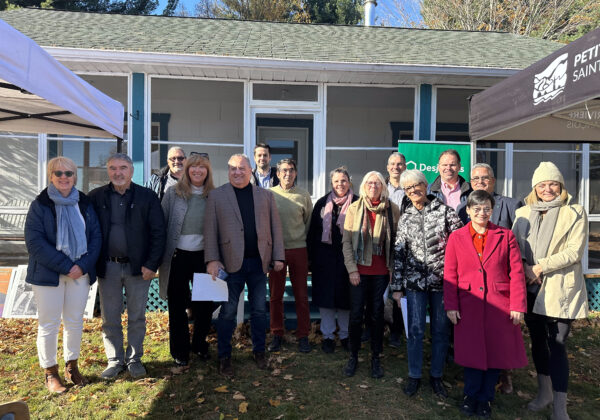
top-left (155, 0), bottom-right (423, 28)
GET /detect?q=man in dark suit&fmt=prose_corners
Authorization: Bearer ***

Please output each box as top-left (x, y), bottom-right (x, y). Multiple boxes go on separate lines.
top-left (457, 163), bottom-right (523, 229)
top-left (204, 153), bottom-right (285, 378)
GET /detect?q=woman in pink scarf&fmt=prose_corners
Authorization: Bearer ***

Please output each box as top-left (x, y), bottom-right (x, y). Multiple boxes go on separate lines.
top-left (307, 167), bottom-right (358, 354)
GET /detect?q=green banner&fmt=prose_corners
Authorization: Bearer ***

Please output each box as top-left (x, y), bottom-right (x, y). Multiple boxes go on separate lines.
top-left (398, 141), bottom-right (472, 184)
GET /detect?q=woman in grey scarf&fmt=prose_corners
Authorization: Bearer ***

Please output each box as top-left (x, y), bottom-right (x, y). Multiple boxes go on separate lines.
top-left (25, 157), bottom-right (102, 393)
top-left (512, 162), bottom-right (588, 420)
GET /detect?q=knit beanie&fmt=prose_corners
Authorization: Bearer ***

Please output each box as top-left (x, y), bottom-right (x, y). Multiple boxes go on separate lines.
top-left (531, 162), bottom-right (564, 188)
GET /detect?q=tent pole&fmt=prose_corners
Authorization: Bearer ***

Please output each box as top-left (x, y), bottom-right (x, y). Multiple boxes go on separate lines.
top-left (117, 137), bottom-right (123, 153)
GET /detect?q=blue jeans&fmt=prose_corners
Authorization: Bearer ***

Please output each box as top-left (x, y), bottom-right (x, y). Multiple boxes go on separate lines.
top-left (464, 367), bottom-right (501, 402)
top-left (98, 261), bottom-right (151, 366)
top-left (217, 258), bottom-right (267, 359)
top-left (406, 290), bottom-right (449, 379)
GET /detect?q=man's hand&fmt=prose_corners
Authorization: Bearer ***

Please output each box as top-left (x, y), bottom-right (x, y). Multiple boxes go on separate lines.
top-left (273, 261), bottom-right (285, 272)
top-left (510, 311), bottom-right (524, 325)
top-left (207, 260), bottom-right (224, 281)
top-left (349, 271), bottom-right (360, 286)
top-left (141, 266), bottom-right (156, 281)
top-left (447, 310), bottom-right (461, 325)
top-left (67, 265), bottom-right (83, 279)
top-left (392, 291), bottom-right (403, 307)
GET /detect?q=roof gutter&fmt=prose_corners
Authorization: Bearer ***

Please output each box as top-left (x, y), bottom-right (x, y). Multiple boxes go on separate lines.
top-left (45, 47), bottom-right (520, 78)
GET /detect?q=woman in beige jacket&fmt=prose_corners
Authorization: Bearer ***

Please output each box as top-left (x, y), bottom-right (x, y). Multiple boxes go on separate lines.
top-left (512, 162), bottom-right (588, 420)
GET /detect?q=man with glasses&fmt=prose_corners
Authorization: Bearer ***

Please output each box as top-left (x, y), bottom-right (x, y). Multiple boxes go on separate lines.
top-left (145, 146), bottom-right (186, 201)
top-left (267, 159), bottom-right (313, 353)
top-left (251, 143), bottom-right (279, 189)
top-left (89, 153), bottom-right (166, 380)
top-left (428, 149), bottom-right (472, 211)
top-left (457, 163), bottom-right (523, 229)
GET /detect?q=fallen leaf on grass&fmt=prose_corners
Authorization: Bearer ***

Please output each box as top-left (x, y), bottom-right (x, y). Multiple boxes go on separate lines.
top-left (269, 399), bottom-right (281, 407)
top-left (239, 402), bottom-right (248, 413)
top-left (275, 415), bottom-right (284, 419)
top-left (174, 405), bottom-right (183, 413)
top-left (233, 391), bottom-right (246, 400)
top-left (214, 385), bottom-right (229, 393)
top-left (196, 397), bottom-right (206, 404)
top-left (252, 381), bottom-right (261, 387)
top-left (395, 378), bottom-right (403, 384)
top-left (170, 366), bottom-right (188, 375)
top-left (527, 370), bottom-right (537, 377)
top-left (271, 369), bottom-right (281, 376)
top-left (283, 374), bottom-right (293, 380)
top-left (516, 390), bottom-right (532, 399)
top-left (358, 384), bottom-right (369, 389)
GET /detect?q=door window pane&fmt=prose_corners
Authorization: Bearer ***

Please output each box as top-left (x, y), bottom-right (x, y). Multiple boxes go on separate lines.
top-left (0, 133), bottom-right (38, 205)
top-left (253, 84), bottom-right (318, 101)
top-left (436, 88), bottom-right (482, 141)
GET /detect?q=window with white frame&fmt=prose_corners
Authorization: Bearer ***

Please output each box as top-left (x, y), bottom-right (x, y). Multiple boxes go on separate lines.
top-left (325, 86), bottom-right (415, 186)
top-left (149, 78), bottom-right (244, 187)
top-left (435, 87), bottom-right (483, 141)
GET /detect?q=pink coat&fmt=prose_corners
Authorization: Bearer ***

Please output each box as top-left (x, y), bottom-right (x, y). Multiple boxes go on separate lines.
top-left (444, 223), bottom-right (528, 371)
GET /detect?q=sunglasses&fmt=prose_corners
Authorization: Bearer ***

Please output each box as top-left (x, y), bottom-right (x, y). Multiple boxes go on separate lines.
top-left (190, 152), bottom-right (209, 159)
top-left (168, 156), bottom-right (185, 162)
top-left (53, 170), bottom-right (75, 178)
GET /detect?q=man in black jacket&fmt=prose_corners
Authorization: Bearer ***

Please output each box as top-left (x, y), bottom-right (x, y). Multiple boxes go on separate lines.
top-left (144, 146), bottom-right (186, 201)
top-left (89, 153), bottom-right (166, 380)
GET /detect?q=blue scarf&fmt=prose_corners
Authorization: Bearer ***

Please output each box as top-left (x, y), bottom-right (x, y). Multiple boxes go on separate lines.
top-left (47, 184), bottom-right (87, 261)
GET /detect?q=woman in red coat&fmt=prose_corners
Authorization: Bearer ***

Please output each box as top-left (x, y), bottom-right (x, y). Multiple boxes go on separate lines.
top-left (444, 190), bottom-right (527, 419)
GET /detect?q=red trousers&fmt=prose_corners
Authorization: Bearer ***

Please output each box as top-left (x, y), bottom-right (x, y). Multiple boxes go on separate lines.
top-left (268, 247), bottom-right (310, 338)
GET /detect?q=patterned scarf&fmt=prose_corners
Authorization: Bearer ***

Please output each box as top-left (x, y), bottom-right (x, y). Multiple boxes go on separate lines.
top-left (351, 197), bottom-right (389, 266)
top-left (321, 189), bottom-right (353, 244)
top-left (47, 184), bottom-right (87, 261)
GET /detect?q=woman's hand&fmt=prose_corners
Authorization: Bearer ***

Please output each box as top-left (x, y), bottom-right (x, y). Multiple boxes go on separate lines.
top-left (447, 310), bottom-right (461, 325)
top-left (349, 271), bottom-right (360, 286)
top-left (392, 291), bottom-right (403, 307)
top-left (524, 264), bottom-right (542, 285)
top-left (67, 265), bottom-right (83, 279)
top-left (510, 311), bottom-right (524, 325)
top-left (532, 264), bottom-right (543, 278)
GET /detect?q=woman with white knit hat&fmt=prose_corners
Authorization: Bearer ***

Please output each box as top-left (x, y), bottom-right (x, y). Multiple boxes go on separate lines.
top-left (512, 162), bottom-right (588, 420)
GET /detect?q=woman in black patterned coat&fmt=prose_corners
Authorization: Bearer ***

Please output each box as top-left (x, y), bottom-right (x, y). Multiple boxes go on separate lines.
top-left (391, 169), bottom-right (463, 398)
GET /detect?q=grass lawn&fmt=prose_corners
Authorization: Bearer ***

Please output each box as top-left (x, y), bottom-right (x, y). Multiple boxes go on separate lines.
top-left (1, 312), bottom-right (599, 419)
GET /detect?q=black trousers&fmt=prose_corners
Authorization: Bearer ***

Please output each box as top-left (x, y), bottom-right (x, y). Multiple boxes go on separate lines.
top-left (349, 274), bottom-right (388, 357)
top-left (525, 292), bottom-right (572, 392)
top-left (167, 249), bottom-right (215, 361)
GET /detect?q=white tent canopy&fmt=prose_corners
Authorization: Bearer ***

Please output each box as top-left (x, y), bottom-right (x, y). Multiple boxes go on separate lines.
top-left (0, 19), bottom-right (124, 138)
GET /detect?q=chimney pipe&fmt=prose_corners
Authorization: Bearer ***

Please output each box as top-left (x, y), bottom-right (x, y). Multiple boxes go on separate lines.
top-left (364, 0), bottom-right (377, 27)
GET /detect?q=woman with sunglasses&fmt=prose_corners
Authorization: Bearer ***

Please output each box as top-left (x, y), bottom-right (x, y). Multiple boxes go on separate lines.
top-left (444, 190), bottom-right (527, 418)
top-left (24, 157), bottom-right (102, 393)
top-left (159, 153), bottom-right (216, 366)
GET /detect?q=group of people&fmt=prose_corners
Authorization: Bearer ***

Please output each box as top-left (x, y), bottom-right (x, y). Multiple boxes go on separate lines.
top-left (24, 144), bottom-right (589, 420)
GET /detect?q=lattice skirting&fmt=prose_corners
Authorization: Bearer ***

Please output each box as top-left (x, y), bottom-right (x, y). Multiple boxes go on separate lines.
top-left (586, 277), bottom-right (600, 311)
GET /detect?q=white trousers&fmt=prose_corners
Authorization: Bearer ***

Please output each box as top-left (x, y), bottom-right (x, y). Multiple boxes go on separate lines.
top-left (319, 307), bottom-right (350, 340)
top-left (32, 274), bottom-right (90, 368)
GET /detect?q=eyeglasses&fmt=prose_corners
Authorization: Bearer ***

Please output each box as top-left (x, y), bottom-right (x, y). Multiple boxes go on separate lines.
top-left (168, 156), bottom-right (185, 162)
top-left (53, 170), bottom-right (74, 178)
top-left (366, 181), bottom-right (382, 187)
top-left (190, 152), bottom-right (209, 159)
top-left (471, 176), bottom-right (492, 183)
top-left (471, 207), bottom-right (492, 214)
top-left (403, 183), bottom-right (422, 192)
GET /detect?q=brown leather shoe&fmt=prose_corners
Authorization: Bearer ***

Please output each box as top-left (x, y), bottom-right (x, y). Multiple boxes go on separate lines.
top-left (45, 365), bottom-right (67, 393)
top-left (218, 357), bottom-right (234, 378)
top-left (254, 352), bottom-right (268, 370)
top-left (65, 359), bottom-right (89, 386)
top-left (499, 369), bottom-right (513, 394)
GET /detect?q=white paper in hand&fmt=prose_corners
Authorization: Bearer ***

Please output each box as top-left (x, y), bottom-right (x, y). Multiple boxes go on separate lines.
top-left (192, 273), bottom-right (228, 302)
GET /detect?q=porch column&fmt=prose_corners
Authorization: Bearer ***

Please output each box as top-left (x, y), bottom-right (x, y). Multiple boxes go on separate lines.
top-left (131, 73), bottom-right (145, 185)
top-left (418, 84), bottom-right (433, 140)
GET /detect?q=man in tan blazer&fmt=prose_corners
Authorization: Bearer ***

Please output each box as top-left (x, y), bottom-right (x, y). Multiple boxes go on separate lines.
top-left (204, 153), bottom-right (285, 378)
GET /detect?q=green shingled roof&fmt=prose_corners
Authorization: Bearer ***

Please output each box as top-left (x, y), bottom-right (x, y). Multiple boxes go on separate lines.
top-left (0, 8), bottom-right (563, 69)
